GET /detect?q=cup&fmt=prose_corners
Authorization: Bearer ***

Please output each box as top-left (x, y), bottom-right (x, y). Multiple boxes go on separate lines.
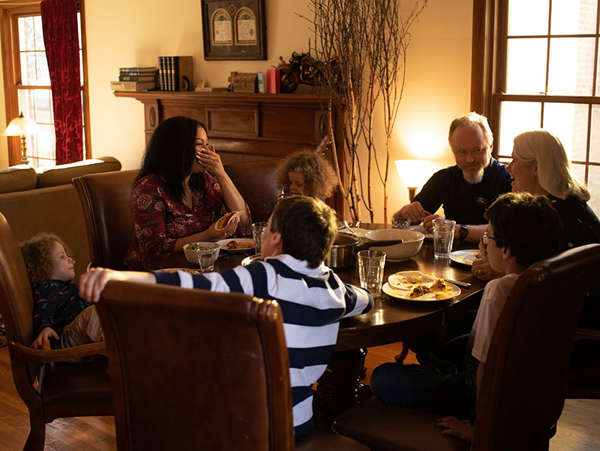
top-left (357, 250), bottom-right (386, 297)
top-left (197, 247), bottom-right (219, 272)
top-left (432, 218), bottom-right (456, 259)
top-left (251, 221), bottom-right (267, 255)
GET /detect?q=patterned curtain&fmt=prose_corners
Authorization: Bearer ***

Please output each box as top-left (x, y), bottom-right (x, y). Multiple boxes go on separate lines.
top-left (41, 0), bottom-right (83, 164)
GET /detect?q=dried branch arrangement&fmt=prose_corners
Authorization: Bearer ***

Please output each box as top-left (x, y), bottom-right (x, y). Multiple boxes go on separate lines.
top-left (300, 0), bottom-right (427, 223)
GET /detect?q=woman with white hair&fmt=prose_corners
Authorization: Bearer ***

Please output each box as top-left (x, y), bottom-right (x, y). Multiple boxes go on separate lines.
top-left (473, 128), bottom-right (600, 280)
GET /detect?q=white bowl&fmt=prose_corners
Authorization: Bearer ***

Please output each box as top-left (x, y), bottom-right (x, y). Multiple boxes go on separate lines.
top-left (364, 229), bottom-right (425, 261)
top-left (183, 241), bottom-right (220, 265)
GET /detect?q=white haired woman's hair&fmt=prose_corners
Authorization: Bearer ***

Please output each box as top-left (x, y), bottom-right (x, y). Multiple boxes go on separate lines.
top-left (513, 129), bottom-right (590, 201)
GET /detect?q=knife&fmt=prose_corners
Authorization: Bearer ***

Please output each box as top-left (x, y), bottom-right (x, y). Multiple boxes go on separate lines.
top-left (444, 278), bottom-right (472, 288)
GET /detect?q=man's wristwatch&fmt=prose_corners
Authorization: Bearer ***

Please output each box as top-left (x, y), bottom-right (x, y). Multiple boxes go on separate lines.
top-left (457, 225), bottom-right (468, 241)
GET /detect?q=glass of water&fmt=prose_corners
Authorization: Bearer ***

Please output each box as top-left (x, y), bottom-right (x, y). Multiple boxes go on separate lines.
top-left (197, 247), bottom-right (220, 272)
top-left (357, 250), bottom-right (386, 297)
top-left (432, 218), bottom-right (456, 259)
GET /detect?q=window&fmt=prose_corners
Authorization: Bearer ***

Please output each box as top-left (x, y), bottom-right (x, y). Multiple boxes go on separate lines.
top-left (1, 4), bottom-right (90, 168)
top-left (473, 0), bottom-right (600, 215)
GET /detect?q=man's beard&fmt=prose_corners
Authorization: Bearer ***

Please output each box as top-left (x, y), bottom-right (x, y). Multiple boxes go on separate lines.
top-left (462, 167), bottom-right (485, 184)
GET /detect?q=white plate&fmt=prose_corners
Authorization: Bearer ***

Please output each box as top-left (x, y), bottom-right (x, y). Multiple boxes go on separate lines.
top-left (449, 249), bottom-right (480, 266)
top-left (347, 227), bottom-right (370, 238)
top-left (383, 281), bottom-right (460, 302)
top-left (408, 224), bottom-right (433, 240)
top-left (217, 238), bottom-right (255, 253)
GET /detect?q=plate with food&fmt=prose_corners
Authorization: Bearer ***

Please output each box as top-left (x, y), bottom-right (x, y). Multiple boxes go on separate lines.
top-left (217, 238), bottom-right (255, 253)
top-left (383, 270), bottom-right (460, 301)
top-left (449, 249), bottom-right (480, 266)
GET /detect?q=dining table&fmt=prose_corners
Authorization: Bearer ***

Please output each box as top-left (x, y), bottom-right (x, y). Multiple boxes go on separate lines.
top-left (157, 226), bottom-right (487, 428)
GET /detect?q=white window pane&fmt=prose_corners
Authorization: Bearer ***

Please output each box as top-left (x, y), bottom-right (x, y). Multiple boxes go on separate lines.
top-left (17, 89), bottom-right (35, 119)
top-left (33, 124), bottom-right (55, 160)
top-left (548, 38), bottom-right (595, 96)
top-left (591, 105), bottom-right (600, 164)
top-left (18, 17), bottom-right (35, 51)
top-left (36, 53), bottom-right (50, 85)
top-left (543, 103), bottom-right (589, 162)
top-left (499, 102), bottom-right (542, 156)
top-left (551, 0), bottom-right (597, 35)
top-left (597, 50), bottom-right (600, 96)
top-left (506, 38), bottom-right (547, 94)
top-left (508, 0), bottom-right (549, 36)
top-left (20, 52), bottom-right (37, 85)
top-left (587, 165), bottom-right (600, 216)
top-left (33, 16), bottom-right (45, 51)
top-left (34, 89), bottom-right (52, 123)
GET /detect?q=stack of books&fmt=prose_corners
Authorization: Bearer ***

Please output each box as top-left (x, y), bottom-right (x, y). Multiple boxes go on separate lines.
top-left (158, 56), bottom-right (194, 91)
top-left (111, 67), bottom-right (158, 91)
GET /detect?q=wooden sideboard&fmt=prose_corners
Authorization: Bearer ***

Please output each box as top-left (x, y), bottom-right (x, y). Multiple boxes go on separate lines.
top-left (115, 91), bottom-right (346, 213)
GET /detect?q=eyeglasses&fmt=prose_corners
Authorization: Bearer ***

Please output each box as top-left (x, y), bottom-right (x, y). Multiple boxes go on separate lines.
top-left (480, 232), bottom-right (502, 247)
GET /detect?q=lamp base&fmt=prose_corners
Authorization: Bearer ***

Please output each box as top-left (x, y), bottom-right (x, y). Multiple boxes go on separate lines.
top-left (19, 135), bottom-right (28, 165)
top-left (408, 187), bottom-right (417, 202)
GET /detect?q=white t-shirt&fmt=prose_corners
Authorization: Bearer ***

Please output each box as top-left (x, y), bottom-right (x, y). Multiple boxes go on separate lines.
top-left (471, 273), bottom-right (519, 363)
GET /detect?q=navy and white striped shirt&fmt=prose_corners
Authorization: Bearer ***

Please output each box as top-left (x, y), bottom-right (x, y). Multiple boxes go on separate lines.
top-left (154, 254), bottom-right (373, 436)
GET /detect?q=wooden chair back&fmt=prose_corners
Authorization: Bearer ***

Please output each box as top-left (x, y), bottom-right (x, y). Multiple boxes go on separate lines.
top-left (73, 169), bottom-right (137, 269)
top-left (473, 243), bottom-right (600, 450)
top-left (97, 280), bottom-right (294, 451)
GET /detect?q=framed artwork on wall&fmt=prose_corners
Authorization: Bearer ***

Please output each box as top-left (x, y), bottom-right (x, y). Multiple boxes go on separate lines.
top-left (201, 0), bottom-right (267, 60)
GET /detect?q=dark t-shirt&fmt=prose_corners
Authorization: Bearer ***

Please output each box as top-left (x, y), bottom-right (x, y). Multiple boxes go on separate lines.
top-left (412, 158), bottom-right (512, 225)
top-left (550, 195), bottom-right (600, 249)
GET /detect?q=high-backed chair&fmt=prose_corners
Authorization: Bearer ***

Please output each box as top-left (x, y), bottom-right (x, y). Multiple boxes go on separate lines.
top-left (333, 243), bottom-right (600, 451)
top-left (97, 280), bottom-right (368, 451)
top-left (73, 169), bottom-right (138, 269)
top-left (0, 212), bottom-right (111, 451)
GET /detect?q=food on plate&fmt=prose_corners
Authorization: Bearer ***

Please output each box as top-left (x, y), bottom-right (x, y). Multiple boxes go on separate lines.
top-left (430, 278), bottom-right (450, 291)
top-left (388, 271), bottom-right (457, 300)
top-left (409, 285), bottom-right (431, 298)
top-left (186, 243), bottom-right (212, 252)
top-left (225, 239), bottom-right (254, 250)
top-left (215, 211), bottom-right (240, 231)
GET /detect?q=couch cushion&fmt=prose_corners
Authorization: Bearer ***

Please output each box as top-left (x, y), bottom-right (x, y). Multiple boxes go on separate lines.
top-left (0, 165), bottom-right (37, 194)
top-left (37, 156), bottom-right (122, 188)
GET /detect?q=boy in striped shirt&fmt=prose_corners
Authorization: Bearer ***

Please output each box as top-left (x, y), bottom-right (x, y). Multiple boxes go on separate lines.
top-left (79, 195), bottom-right (373, 437)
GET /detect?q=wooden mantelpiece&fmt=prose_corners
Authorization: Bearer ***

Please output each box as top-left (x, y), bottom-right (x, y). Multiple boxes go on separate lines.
top-left (115, 91), bottom-right (346, 212)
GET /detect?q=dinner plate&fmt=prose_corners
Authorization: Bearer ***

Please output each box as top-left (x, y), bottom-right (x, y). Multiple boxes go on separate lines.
top-left (408, 224), bottom-right (433, 240)
top-left (383, 281), bottom-right (460, 302)
top-left (217, 238), bottom-right (255, 253)
top-left (449, 249), bottom-right (480, 266)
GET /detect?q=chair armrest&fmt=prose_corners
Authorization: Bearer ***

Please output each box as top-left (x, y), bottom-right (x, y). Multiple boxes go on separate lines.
top-left (10, 341), bottom-right (107, 363)
top-left (574, 328), bottom-right (600, 341)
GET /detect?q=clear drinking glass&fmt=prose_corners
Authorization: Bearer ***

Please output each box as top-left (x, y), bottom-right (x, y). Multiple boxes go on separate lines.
top-left (357, 250), bottom-right (386, 297)
top-left (197, 247), bottom-right (219, 272)
top-left (432, 218), bottom-right (456, 259)
top-left (251, 222), bottom-right (267, 255)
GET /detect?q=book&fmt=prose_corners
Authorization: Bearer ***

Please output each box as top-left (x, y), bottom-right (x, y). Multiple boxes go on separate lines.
top-left (119, 74), bottom-right (157, 82)
top-left (158, 55), bottom-right (194, 91)
top-left (257, 72), bottom-right (265, 93)
top-left (158, 57), bottom-right (166, 90)
top-left (177, 56), bottom-right (193, 91)
top-left (119, 66), bottom-right (157, 73)
top-left (110, 80), bottom-right (157, 91)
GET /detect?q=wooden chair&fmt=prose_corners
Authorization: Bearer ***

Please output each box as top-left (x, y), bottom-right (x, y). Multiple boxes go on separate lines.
top-left (73, 169), bottom-right (138, 270)
top-left (97, 280), bottom-right (368, 451)
top-left (333, 243), bottom-right (600, 451)
top-left (0, 212), bottom-right (111, 451)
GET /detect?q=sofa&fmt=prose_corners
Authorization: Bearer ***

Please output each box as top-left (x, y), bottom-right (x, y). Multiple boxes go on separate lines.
top-left (0, 157), bottom-right (122, 276)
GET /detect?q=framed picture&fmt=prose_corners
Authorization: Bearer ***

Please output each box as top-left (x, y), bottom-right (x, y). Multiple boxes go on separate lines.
top-left (201, 0), bottom-right (267, 60)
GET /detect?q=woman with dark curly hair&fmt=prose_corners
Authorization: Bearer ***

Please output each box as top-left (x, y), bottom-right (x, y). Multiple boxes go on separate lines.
top-left (20, 233), bottom-right (103, 349)
top-left (125, 116), bottom-right (250, 269)
top-left (275, 150), bottom-right (338, 199)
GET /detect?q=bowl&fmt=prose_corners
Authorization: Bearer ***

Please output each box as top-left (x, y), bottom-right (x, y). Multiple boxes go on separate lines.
top-left (325, 232), bottom-right (360, 269)
top-left (183, 241), bottom-right (220, 266)
top-left (364, 229), bottom-right (424, 261)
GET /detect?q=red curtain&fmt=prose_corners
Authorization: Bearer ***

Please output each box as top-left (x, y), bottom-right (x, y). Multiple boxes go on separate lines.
top-left (41, 0), bottom-right (83, 165)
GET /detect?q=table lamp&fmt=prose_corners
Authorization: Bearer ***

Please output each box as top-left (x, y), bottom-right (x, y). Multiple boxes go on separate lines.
top-left (394, 159), bottom-right (434, 201)
top-left (4, 113), bottom-right (37, 164)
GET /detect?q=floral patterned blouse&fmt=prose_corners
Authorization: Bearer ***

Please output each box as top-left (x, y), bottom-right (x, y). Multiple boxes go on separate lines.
top-left (125, 173), bottom-right (249, 270)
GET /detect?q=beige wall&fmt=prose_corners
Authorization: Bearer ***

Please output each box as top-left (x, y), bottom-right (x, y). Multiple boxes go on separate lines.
top-left (1, 0), bottom-right (473, 221)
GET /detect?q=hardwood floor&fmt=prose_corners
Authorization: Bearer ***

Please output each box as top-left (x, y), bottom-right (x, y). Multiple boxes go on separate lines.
top-left (0, 343), bottom-right (597, 450)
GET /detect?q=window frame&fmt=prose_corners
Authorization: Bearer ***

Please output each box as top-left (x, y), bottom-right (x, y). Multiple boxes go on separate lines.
top-left (472, 0), bottom-right (600, 184)
top-left (0, 0), bottom-right (91, 166)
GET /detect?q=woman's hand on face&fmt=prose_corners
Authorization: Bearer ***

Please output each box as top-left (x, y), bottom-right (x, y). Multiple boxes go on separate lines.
top-left (195, 145), bottom-right (226, 178)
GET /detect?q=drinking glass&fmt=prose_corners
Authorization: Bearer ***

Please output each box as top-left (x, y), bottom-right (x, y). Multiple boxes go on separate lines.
top-left (197, 247), bottom-right (219, 272)
top-left (357, 250), bottom-right (386, 297)
top-left (432, 218), bottom-right (456, 259)
top-left (251, 222), bottom-right (267, 255)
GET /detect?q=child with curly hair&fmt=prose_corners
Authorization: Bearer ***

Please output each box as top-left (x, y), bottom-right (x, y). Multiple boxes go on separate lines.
top-left (275, 150), bottom-right (338, 199)
top-left (20, 233), bottom-right (103, 349)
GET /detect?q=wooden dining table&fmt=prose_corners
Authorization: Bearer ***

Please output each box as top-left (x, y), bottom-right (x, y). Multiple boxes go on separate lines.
top-left (160, 227), bottom-right (487, 428)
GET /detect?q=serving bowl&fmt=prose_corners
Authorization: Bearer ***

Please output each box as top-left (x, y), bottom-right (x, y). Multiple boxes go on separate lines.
top-left (183, 241), bottom-right (221, 265)
top-left (364, 229), bottom-right (424, 261)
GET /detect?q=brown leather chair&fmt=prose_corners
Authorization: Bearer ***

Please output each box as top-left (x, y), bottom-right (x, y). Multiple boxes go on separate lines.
top-left (97, 280), bottom-right (368, 451)
top-left (0, 212), bottom-right (111, 451)
top-left (73, 169), bottom-right (138, 269)
top-left (334, 243), bottom-right (600, 451)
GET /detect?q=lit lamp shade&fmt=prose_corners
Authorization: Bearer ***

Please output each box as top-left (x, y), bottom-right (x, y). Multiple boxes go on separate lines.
top-left (4, 114), bottom-right (37, 137)
top-left (394, 159), bottom-right (435, 201)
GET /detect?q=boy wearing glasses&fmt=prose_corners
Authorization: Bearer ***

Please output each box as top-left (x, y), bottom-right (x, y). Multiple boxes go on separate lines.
top-left (372, 192), bottom-right (562, 440)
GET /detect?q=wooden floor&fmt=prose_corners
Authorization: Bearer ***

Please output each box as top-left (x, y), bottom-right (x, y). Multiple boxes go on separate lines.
top-left (0, 343), bottom-right (598, 450)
